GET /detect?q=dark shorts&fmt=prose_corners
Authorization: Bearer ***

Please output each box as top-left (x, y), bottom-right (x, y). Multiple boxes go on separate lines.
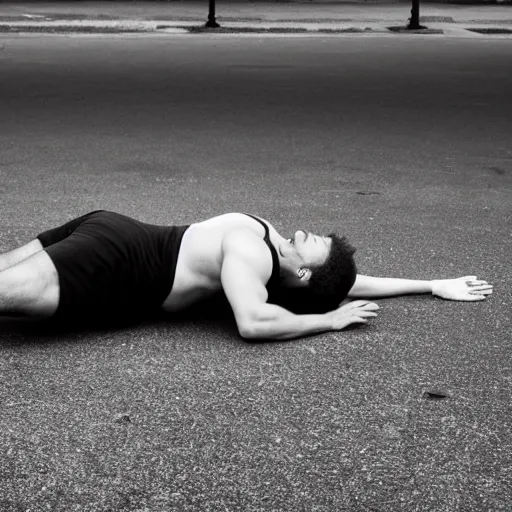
top-left (37, 210), bottom-right (189, 323)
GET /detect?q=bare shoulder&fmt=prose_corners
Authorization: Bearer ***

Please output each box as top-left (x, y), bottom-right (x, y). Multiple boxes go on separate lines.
top-left (220, 228), bottom-right (272, 313)
top-left (193, 212), bottom-right (275, 230)
top-left (221, 227), bottom-right (268, 258)
top-left (221, 228), bottom-right (272, 278)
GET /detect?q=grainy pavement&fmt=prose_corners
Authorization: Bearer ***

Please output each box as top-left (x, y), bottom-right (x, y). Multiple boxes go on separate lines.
top-left (0, 31), bottom-right (511, 511)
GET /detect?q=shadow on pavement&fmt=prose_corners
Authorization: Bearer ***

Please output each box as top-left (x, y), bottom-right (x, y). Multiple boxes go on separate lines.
top-left (0, 294), bottom-right (240, 343)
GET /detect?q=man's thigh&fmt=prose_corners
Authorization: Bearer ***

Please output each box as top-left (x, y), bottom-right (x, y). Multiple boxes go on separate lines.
top-left (0, 251), bottom-right (59, 317)
top-left (0, 239), bottom-right (44, 272)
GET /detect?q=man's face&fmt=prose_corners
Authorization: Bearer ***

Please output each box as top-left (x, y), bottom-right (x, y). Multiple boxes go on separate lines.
top-left (286, 230), bottom-right (332, 268)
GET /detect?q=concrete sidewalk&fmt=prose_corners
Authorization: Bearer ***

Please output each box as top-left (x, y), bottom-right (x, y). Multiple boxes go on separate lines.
top-left (0, 0), bottom-right (511, 35)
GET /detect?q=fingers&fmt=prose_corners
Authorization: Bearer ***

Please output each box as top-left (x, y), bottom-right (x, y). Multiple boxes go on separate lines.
top-left (348, 309), bottom-right (379, 326)
top-left (342, 299), bottom-right (371, 308)
top-left (466, 280), bottom-right (489, 287)
top-left (467, 282), bottom-right (493, 297)
top-left (467, 295), bottom-right (487, 301)
top-left (334, 306), bottom-right (379, 329)
top-left (461, 277), bottom-right (493, 299)
top-left (341, 300), bottom-right (380, 311)
top-left (349, 314), bottom-right (372, 324)
top-left (346, 308), bottom-right (379, 318)
top-left (459, 292), bottom-right (488, 301)
top-left (461, 276), bottom-right (493, 287)
top-left (468, 286), bottom-right (493, 294)
top-left (358, 311), bottom-right (378, 318)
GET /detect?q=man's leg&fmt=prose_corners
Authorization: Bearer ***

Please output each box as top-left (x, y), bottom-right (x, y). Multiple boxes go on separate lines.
top-left (0, 239), bottom-right (44, 272)
top-left (0, 250), bottom-right (59, 318)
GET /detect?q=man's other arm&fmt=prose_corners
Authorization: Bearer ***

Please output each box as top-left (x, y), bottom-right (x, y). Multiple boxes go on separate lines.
top-left (348, 274), bottom-right (493, 301)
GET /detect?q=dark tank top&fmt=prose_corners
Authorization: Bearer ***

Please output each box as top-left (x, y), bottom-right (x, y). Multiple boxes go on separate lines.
top-left (243, 214), bottom-right (281, 292)
top-left (37, 210), bottom-right (190, 320)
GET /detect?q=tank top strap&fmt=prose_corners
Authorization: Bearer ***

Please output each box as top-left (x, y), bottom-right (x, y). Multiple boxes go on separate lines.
top-left (243, 214), bottom-right (281, 290)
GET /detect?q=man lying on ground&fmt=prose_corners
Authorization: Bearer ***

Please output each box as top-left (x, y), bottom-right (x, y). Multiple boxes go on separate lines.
top-left (0, 210), bottom-right (493, 339)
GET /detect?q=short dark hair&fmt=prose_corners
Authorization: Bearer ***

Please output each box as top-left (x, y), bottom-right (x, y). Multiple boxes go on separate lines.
top-left (270, 234), bottom-right (357, 314)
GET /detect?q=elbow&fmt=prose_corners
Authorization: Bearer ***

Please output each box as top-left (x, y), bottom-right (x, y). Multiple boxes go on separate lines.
top-left (237, 315), bottom-right (268, 340)
top-left (236, 307), bottom-right (279, 340)
top-left (235, 308), bottom-right (264, 339)
top-left (238, 322), bottom-right (261, 340)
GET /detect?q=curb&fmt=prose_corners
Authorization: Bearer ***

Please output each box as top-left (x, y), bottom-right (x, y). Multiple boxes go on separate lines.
top-left (182, 25), bottom-right (384, 33)
top-left (0, 23), bottom-right (390, 34)
top-left (0, 19), bottom-right (511, 36)
top-left (388, 24), bottom-right (444, 32)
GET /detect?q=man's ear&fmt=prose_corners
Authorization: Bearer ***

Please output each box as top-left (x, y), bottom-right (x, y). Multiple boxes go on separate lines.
top-left (297, 267), bottom-right (312, 282)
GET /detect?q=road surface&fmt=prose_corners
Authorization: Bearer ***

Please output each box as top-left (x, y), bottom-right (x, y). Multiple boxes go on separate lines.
top-left (0, 33), bottom-right (510, 511)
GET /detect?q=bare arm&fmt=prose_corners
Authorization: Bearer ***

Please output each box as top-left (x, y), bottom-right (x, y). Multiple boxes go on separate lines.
top-left (348, 274), bottom-right (493, 301)
top-left (221, 232), bottom-right (378, 340)
top-left (348, 275), bottom-right (432, 298)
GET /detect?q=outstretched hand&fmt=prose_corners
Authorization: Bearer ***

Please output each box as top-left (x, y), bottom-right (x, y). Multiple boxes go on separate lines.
top-left (328, 300), bottom-right (380, 330)
top-left (431, 276), bottom-right (493, 301)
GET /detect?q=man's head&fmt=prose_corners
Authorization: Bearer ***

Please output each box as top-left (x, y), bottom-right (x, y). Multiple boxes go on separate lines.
top-left (275, 230), bottom-right (357, 313)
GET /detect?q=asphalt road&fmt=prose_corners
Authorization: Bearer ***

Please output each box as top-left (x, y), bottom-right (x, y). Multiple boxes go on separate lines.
top-left (0, 33), bottom-right (511, 511)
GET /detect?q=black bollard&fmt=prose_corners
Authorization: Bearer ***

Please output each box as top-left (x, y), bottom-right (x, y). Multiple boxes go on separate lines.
top-left (205, 0), bottom-right (220, 28)
top-left (407, 0), bottom-right (426, 30)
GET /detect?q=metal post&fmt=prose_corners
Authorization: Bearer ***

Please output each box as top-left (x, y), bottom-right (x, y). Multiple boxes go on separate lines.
top-left (407, 0), bottom-right (425, 30)
top-left (205, 0), bottom-right (220, 28)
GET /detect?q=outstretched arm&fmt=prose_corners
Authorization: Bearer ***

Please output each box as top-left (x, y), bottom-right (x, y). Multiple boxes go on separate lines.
top-left (348, 274), bottom-right (493, 301)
